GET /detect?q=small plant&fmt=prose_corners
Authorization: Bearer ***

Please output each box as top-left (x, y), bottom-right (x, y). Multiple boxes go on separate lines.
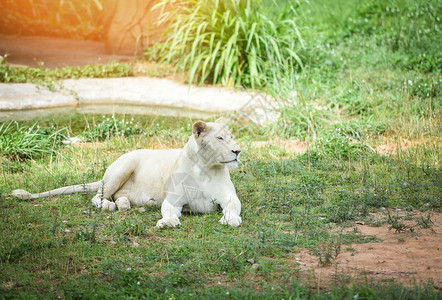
top-left (82, 117), bottom-right (143, 141)
top-left (386, 211), bottom-right (409, 233)
top-left (115, 219), bottom-right (147, 238)
top-left (415, 212), bottom-right (434, 229)
top-left (307, 128), bottom-right (373, 161)
top-left (74, 224), bottom-right (97, 244)
top-left (385, 211), bottom-right (434, 233)
top-left (316, 234), bottom-right (342, 266)
top-left (0, 122), bottom-right (69, 161)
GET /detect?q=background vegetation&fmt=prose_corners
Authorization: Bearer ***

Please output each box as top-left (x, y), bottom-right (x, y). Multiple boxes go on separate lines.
top-left (148, 0), bottom-right (305, 88)
top-left (0, 0), bottom-right (441, 298)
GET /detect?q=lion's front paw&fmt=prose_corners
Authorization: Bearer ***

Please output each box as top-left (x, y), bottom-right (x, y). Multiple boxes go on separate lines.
top-left (115, 197), bottom-right (131, 211)
top-left (219, 215), bottom-right (242, 227)
top-left (101, 199), bottom-right (116, 211)
top-left (91, 195), bottom-right (102, 208)
top-left (156, 216), bottom-right (181, 228)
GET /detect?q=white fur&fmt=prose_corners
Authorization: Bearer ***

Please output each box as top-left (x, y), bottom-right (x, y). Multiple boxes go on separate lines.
top-left (11, 119), bottom-right (243, 228)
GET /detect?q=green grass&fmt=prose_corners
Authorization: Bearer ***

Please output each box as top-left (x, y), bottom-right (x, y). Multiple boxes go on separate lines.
top-left (275, 0), bottom-right (441, 141)
top-left (0, 0), bottom-right (441, 297)
top-left (0, 56), bottom-right (134, 89)
top-left (0, 121), bottom-right (69, 161)
top-left (0, 116), bottom-right (440, 298)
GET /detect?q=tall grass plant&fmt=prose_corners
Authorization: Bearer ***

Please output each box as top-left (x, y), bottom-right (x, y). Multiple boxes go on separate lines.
top-left (148, 0), bottom-right (305, 89)
top-left (0, 122), bottom-right (68, 161)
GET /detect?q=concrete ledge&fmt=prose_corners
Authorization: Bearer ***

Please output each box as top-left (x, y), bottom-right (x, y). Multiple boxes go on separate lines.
top-left (62, 77), bottom-right (253, 112)
top-left (0, 76), bottom-right (253, 114)
top-left (0, 83), bottom-right (77, 110)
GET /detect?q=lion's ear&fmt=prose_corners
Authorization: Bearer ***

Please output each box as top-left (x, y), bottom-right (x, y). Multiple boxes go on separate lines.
top-left (193, 121), bottom-right (208, 138)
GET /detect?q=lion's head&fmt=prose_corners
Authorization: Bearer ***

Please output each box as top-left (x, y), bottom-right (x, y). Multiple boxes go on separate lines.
top-left (192, 118), bottom-right (241, 170)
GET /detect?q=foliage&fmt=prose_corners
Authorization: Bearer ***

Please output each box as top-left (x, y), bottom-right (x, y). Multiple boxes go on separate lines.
top-left (148, 0), bottom-right (305, 88)
top-left (275, 0), bottom-right (440, 141)
top-left (0, 0), bottom-right (441, 297)
top-left (0, 110), bottom-right (440, 297)
top-left (0, 0), bottom-right (105, 40)
top-left (340, 0), bottom-right (441, 72)
top-left (307, 130), bottom-right (372, 161)
top-left (82, 116), bottom-right (144, 141)
top-left (0, 121), bottom-right (68, 161)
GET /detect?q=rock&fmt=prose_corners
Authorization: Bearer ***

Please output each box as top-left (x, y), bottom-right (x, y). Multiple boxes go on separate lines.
top-left (246, 258), bottom-right (255, 264)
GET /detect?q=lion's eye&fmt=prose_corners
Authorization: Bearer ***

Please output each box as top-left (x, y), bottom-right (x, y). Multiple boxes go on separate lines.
top-left (217, 136), bottom-right (224, 141)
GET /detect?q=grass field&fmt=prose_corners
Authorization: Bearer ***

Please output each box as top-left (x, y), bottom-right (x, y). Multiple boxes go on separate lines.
top-left (1, 0), bottom-right (441, 298)
top-left (1, 114), bottom-right (440, 298)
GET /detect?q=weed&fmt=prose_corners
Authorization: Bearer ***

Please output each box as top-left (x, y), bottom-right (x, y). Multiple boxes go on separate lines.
top-left (416, 212), bottom-right (434, 229)
top-left (0, 121), bottom-right (68, 161)
top-left (385, 211), bottom-right (434, 233)
top-left (316, 233), bottom-right (342, 266)
top-left (82, 116), bottom-right (143, 141)
top-left (74, 224), bottom-right (97, 244)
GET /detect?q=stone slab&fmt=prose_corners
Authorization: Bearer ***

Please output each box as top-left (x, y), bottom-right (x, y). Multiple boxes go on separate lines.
top-left (0, 76), bottom-right (255, 119)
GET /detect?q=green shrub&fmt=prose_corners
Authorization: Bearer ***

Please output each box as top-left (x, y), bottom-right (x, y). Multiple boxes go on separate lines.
top-left (148, 0), bottom-right (305, 88)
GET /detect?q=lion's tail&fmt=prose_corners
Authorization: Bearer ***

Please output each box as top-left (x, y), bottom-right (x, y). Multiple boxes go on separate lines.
top-left (11, 181), bottom-right (103, 200)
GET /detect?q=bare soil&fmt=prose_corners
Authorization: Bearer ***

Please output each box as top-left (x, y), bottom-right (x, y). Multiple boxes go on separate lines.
top-left (293, 212), bottom-right (442, 289)
top-left (0, 34), bottom-right (133, 68)
top-left (252, 139), bottom-right (309, 155)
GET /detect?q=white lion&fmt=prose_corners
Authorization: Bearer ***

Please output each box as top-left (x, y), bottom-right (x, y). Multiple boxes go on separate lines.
top-left (12, 118), bottom-right (242, 228)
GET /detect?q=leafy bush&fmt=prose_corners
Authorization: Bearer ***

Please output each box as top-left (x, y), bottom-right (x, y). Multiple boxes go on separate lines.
top-left (82, 117), bottom-right (143, 141)
top-left (148, 0), bottom-right (305, 88)
top-left (0, 122), bottom-right (69, 161)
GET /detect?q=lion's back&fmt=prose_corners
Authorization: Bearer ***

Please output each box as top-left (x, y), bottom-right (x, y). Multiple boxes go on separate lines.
top-left (131, 148), bottom-right (182, 187)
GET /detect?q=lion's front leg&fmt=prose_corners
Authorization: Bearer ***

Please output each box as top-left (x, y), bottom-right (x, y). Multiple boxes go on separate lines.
top-left (218, 194), bottom-right (242, 227)
top-left (156, 199), bottom-right (183, 228)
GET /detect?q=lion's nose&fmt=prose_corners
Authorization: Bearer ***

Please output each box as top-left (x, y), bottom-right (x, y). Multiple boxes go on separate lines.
top-left (232, 150), bottom-right (241, 156)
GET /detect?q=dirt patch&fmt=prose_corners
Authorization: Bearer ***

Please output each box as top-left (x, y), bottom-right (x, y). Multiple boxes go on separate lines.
top-left (375, 137), bottom-right (441, 155)
top-left (293, 212), bottom-right (442, 289)
top-left (252, 139), bottom-right (309, 155)
top-left (0, 34), bottom-right (133, 68)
